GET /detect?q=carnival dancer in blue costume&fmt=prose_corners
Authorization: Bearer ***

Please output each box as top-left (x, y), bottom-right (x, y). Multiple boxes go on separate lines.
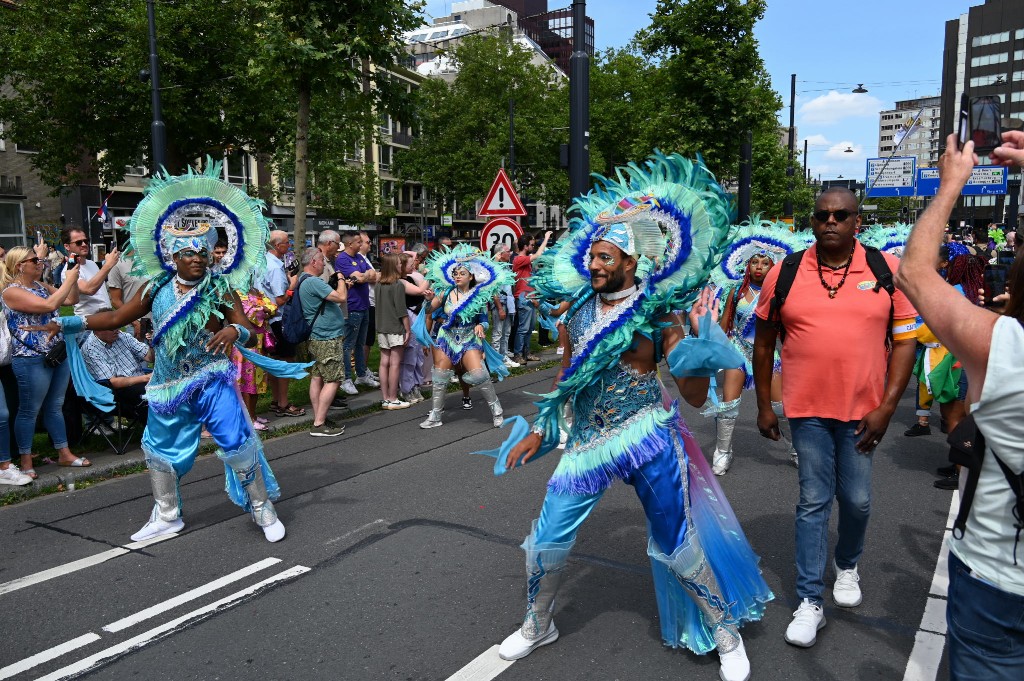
top-left (476, 153), bottom-right (774, 681)
top-left (417, 244), bottom-right (514, 429)
top-left (704, 220), bottom-right (809, 474)
top-left (29, 162), bottom-right (310, 543)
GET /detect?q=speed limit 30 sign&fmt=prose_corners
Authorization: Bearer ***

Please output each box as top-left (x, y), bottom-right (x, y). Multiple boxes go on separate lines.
top-left (480, 217), bottom-right (523, 254)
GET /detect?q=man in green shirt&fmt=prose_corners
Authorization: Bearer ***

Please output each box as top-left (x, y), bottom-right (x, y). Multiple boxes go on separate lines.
top-left (298, 248), bottom-right (348, 437)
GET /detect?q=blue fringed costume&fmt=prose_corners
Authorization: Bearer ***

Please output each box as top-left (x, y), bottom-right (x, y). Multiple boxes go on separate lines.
top-left (476, 153), bottom-right (774, 673)
top-left (61, 162), bottom-right (311, 543)
top-left (416, 245), bottom-right (513, 429)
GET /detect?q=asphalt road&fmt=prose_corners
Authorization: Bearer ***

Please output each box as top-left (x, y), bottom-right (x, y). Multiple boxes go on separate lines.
top-left (0, 365), bottom-right (956, 681)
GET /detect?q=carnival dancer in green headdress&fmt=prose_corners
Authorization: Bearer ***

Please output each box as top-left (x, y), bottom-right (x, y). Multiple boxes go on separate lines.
top-left (475, 152), bottom-right (773, 681)
top-left (28, 162), bottom-right (311, 543)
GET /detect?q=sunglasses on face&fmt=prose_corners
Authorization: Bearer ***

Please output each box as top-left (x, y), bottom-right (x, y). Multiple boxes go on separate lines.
top-left (21, 257), bottom-right (40, 265)
top-left (177, 249), bottom-right (209, 260)
top-left (70, 239), bottom-right (89, 247)
top-left (812, 209), bottom-right (858, 223)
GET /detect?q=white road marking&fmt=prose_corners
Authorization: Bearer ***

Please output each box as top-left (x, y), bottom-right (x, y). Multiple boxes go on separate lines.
top-left (0, 534), bottom-right (177, 597)
top-left (902, 490), bottom-right (959, 681)
top-left (35, 565), bottom-right (310, 681)
top-left (0, 633), bottom-right (101, 680)
top-left (444, 645), bottom-right (514, 681)
top-left (103, 557), bottom-right (283, 632)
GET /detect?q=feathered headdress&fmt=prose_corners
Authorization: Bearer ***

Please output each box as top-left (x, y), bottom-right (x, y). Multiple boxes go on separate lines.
top-left (857, 222), bottom-right (913, 258)
top-left (709, 217), bottom-right (810, 290)
top-left (424, 243), bottom-right (514, 329)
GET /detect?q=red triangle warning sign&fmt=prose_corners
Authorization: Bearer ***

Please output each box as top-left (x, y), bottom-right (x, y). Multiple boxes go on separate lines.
top-left (478, 168), bottom-right (527, 217)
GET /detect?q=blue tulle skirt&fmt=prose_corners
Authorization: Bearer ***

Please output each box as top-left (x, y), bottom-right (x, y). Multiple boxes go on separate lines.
top-left (647, 422), bottom-right (774, 653)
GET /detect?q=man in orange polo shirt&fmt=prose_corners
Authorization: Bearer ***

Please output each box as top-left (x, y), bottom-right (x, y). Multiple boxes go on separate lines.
top-left (753, 187), bottom-right (918, 648)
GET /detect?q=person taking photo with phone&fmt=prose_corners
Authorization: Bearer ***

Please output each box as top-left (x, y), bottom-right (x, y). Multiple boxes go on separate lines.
top-left (61, 227), bottom-right (119, 318)
top-left (896, 132), bottom-right (1024, 680)
top-left (0, 243), bottom-right (88, 477)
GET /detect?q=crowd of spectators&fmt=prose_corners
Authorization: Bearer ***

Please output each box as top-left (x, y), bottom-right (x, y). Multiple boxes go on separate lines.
top-left (0, 226), bottom-right (559, 486)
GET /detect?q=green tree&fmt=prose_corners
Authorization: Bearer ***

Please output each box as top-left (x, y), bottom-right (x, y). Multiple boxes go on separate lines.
top-left (0, 0), bottom-right (285, 188)
top-left (252, 0), bottom-right (423, 246)
top-left (636, 0), bottom-right (782, 185)
top-left (393, 34), bottom-right (569, 214)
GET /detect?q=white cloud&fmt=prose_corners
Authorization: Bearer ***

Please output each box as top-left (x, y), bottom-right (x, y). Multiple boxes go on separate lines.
top-left (804, 133), bottom-right (831, 147)
top-left (798, 91), bottom-right (885, 126)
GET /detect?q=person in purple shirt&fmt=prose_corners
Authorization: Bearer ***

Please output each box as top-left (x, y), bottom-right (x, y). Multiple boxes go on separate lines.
top-left (335, 233), bottom-right (379, 395)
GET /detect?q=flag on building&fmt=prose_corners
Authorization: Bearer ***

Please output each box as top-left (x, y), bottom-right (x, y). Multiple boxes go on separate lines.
top-left (94, 192), bottom-right (112, 225)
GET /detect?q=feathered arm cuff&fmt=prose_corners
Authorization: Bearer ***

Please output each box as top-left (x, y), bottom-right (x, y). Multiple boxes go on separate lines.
top-left (667, 311), bottom-right (744, 378)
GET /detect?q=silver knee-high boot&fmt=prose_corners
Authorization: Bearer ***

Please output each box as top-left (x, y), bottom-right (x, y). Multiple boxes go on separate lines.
top-left (712, 397), bottom-right (741, 476)
top-left (660, 533), bottom-right (750, 681)
top-left (498, 521), bottom-right (575, 661)
top-left (464, 367), bottom-right (503, 427)
top-left (773, 400), bottom-right (798, 468)
top-left (420, 367), bottom-right (452, 429)
top-left (131, 455), bottom-right (185, 542)
top-left (221, 436), bottom-right (285, 542)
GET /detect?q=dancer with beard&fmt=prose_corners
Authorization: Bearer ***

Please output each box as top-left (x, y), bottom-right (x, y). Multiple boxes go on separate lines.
top-left (476, 153), bottom-right (773, 681)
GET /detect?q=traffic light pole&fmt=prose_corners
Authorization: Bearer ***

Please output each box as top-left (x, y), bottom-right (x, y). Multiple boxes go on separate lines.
top-left (146, 0), bottom-right (167, 173)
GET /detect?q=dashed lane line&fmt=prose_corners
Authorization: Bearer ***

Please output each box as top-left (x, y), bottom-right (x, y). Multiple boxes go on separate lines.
top-left (445, 645), bottom-right (514, 681)
top-left (0, 634), bottom-right (101, 680)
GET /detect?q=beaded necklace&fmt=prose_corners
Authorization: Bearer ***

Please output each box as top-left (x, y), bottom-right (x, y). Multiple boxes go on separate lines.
top-left (816, 244), bottom-right (856, 299)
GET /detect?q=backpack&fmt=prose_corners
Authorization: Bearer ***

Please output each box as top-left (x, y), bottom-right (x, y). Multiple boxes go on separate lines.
top-left (279, 274), bottom-right (328, 345)
top-left (767, 246), bottom-right (896, 349)
top-left (950, 320), bottom-right (1024, 565)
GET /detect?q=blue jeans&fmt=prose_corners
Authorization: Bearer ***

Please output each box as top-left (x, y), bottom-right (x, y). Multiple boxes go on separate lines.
top-left (0, 378), bottom-right (10, 463)
top-left (12, 356), bottom-right (70, 454)
top-left (513, 295), bottom-right (536, 357)
top-left (947, 551), bottom-right (1024, 680)
top-left (342, 309), bottom-right (368, 379)
top-left (491, 312), bottom-right (513, 357)
top-left (790, 417), bottom-right (873, 604)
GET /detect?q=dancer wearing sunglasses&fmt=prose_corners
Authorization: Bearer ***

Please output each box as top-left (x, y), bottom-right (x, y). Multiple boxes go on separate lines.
top-left (30, 162), bottom-right (311, 543)
top-left (703, 221), bottom-right (810, 475)
top-left (753, 188), bottom-right (919, 648)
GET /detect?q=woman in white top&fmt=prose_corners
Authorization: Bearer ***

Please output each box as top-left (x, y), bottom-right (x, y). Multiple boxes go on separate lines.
top-left (897, 132), bottom-right (1024, 681)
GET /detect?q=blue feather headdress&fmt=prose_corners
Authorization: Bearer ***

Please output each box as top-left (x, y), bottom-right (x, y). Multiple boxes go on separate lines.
top-left (424, 244), bottom-right (514, 328)
top-left (857, 222), bottom-right (913, 258)
top-left (709, 217), bottom-right (810, 290)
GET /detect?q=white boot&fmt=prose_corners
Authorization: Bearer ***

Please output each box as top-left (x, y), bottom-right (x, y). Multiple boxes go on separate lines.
top-left (131, 504), bottom-right (184, 542)
top-left (712, 416), bottom-right (737, 476)
top-left (131, 467), bottom-right (184, 542)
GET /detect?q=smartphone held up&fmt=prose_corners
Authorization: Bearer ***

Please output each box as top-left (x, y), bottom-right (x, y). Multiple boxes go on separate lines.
top-left (957, 93), bottom-right (1002, 155)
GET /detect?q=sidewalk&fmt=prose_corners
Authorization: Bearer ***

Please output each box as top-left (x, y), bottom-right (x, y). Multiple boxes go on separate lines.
top-left (0, 347), bottom-right (562, 506)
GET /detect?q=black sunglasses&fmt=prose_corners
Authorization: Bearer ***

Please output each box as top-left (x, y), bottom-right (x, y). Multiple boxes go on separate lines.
top-left (20, 257), bottom-right (40, 265)
top-left (812, 209), bottom-right (858, 223)
top-left (70, 239), bottom-right (90, 246)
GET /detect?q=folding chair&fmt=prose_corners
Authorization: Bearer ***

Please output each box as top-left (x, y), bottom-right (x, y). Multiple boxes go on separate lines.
top-left (78, 386), bottom-right (146, 456)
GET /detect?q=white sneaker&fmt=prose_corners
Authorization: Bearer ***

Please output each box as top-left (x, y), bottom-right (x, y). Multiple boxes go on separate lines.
top-left (498, 621), bottom-right (559, 660)
top-left (384, 399), bottom-right (410, 410)
top-left (419, 411), bottom-right (443, 429)
top-left (262, 519), bottom-right (286, 543)
top-left (832, 562), bottom-right (862, 607)
top-left (718, 637), bottom-right (751, 681)
top-left (0, 465), bottom-right (32, 486)
top-left (785, 598), bottom-right (826, 647)
top-left (504, 357), bottom-right (520, 368)
top-left (130, 511), bottom-right (185, 542)
top-left (356, 373), bottom-right (380, 388)
top-left (555, 346), bottom-right (564, 356)
top-left (791, 450), bottom-right (799, 468)
top-left (340, 379), bottom-right (358, 395)
top-left (712, 449), bottom-right (733, 476)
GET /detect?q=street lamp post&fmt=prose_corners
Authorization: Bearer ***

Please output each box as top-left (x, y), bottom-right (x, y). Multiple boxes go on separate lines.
top-left (569, 0), bottom-right (590, 202)
top-left (145, 0), bottom-right (167, 173)
top-left (785, 73), bottom-right (796, 219)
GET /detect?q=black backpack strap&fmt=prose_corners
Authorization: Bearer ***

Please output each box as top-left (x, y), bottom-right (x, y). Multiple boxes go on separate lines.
top-left (952, 415), bottom-right (986, 539)
top-left (296, 274), bottom-right (328, 327)
top-left (767, 250), bottom-right (804, 343)
top-left (992, 453), bottom-right (1024, 565)
top-left (863, 246), bottom-right (896, 351)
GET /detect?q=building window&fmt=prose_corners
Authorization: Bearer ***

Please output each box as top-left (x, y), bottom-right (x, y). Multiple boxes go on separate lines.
top-left (14, 142), bottom-right (39, 154)
top-left (378, 145), bottom-right (392, 171)
top-left (970, 74), bottom-right (1007, 87)
top-left (972, 31), bottom-right (1010, 47)
top-left (0, 201), bottom-right (26, 249)
top-left (224, 150), bottom-right (252, 187)
top-left (971, 52), bottom-right (1008, 67)
top-left (0, 122), bottom-right (5, 152)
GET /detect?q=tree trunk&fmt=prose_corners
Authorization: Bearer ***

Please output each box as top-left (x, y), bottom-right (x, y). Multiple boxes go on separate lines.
top-left (292, 74), bottom-right (311, 249)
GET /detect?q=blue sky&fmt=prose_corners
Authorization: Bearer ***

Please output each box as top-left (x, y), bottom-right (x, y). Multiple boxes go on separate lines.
top-left (418, 1), bottom-right (977, 182)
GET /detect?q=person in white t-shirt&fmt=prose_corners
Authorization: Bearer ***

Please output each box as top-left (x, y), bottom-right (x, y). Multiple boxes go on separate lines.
top-left (896, 132), bottom-right (1024, 680)
top-left (61, 227), bottom-right (118, 317)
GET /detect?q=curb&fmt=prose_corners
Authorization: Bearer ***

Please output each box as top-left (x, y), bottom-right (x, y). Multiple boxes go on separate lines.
top-left (0, 351), bottom-right (561, 507)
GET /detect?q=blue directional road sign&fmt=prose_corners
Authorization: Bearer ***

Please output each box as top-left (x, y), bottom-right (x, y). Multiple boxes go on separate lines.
top-left (865, 157), bottom-right (917, 197)
top-left (916, 168), bottom-right (940, 197)
top-left (961, 166), bottom-right (1007, 195)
